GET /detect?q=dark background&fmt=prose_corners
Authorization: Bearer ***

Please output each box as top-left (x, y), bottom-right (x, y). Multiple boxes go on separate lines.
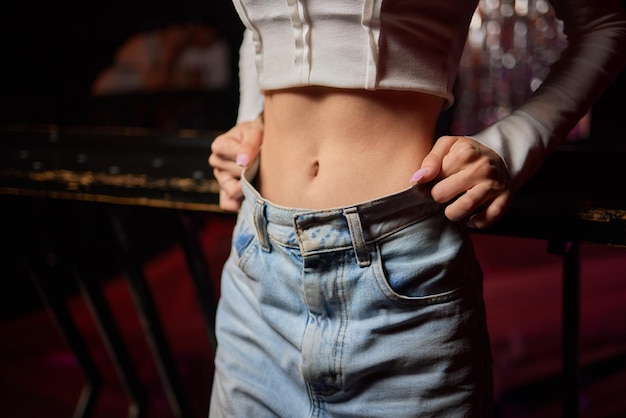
top-left (0, 0), bottom-right (244, 129)
top-left (0, 0), bottom-right (245, 319)
top-left (1, 1), bottom-right (624, 138)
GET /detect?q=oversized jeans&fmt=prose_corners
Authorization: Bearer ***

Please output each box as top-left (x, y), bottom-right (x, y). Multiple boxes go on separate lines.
top-left (210, 169), bottom-right (493, 417)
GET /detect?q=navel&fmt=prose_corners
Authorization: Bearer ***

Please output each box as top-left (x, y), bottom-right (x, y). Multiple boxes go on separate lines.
top-left (310, 160), bottom-right (320, 178)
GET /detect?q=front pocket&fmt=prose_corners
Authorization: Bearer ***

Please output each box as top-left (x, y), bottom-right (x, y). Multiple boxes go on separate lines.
top-left (371, 216), bottom-right (473, 304)
top-left (232, 215), bottom-right (258, 273)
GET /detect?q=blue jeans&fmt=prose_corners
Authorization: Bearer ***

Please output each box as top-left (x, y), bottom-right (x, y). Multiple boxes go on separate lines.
top-left (210, 169), bottom-right (493, 417)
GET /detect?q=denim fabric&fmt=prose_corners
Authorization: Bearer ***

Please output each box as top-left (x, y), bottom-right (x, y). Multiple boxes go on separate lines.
top-left (210, 169), bottom-right (493, 417)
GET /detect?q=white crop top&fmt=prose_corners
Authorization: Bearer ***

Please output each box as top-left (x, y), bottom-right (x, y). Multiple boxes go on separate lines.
top-left (233, 0), bottom-right (626, 189)
top-left (233, 0), bottom-right (479, 106)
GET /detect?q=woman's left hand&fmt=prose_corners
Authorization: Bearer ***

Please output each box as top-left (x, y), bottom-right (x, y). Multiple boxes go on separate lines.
top-left (410, 135), bottom-right (513, 229)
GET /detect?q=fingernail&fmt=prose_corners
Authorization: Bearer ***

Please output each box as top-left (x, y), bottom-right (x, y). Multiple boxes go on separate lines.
top-left (409, 168), bottom-right (429, 184)
top-left (236, 153), bottom-right (250, 167)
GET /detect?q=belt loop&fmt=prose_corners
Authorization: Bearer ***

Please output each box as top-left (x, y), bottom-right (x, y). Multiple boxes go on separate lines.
top-left (343, 207), bottom-right (370, 267)
top-left (254, 198), bottom-right (271, 252)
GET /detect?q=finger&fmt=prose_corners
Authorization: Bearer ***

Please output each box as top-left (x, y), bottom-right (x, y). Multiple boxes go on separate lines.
top-left (235, 122), bottom-right (264, 167)
top-left (211, 130), bottom-right (241, 160)
top-left (443, 182), bottom-right (497, 222)
top-left (431, 145), bottom-right (505, 204)
top-left (411, 135), bottom-right (458, 184)
top-left (219, 189), bottom-right (243, 212)
top-left (468, 192), bottom-right (511, 229)
top-left (430, 166), bottom-right (480, 205)
top-left (214, 167), bottom-right (243, 192)
top-left (214, 169), bottom-right (243, 211)
top-left (220, 178), bottom-right (243, 199)
top-left (440, 138), bottom-right (483, 175)
top-left (208, 152), bottom-right (242, 174)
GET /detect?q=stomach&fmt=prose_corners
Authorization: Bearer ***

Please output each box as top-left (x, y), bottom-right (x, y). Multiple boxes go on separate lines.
top-left (258, 86), bottom-right (445, 209)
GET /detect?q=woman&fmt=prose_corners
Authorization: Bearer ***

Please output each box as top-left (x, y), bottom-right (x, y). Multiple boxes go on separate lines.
top-left (208, 1), bottom-right (626, 416)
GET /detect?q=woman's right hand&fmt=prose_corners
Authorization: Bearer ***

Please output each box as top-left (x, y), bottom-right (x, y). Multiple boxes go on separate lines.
top-left (208, 115), bottom-right (263, 211)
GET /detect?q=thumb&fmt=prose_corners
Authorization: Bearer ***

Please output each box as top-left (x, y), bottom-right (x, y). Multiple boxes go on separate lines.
top-left (409, 135), bottom-right (455, 184)
top-left (236, 117), bottom-right (264, 167)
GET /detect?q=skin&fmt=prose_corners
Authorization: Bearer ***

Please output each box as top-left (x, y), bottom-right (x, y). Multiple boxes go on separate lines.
top-left (209, 86), bottom-right (512, 229)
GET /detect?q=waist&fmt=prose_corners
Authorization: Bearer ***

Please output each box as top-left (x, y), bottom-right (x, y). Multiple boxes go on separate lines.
top-left (258, 87), bottom-right (444, 208)
top-left (241, 165), bottom-right (442, 252)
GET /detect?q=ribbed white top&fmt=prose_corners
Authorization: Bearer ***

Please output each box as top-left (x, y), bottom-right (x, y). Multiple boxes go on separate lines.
top-left (232, 0), bottom-right (478, 107)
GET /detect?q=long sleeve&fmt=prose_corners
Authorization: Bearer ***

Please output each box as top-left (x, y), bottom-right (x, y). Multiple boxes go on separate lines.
top-left (236, 29), bottom-right (265, 123)
top-left (471, 0), bottom-right (626, 189)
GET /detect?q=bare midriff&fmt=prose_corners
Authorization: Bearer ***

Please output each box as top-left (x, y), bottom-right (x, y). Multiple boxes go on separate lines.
top-left (259, 86), bottom-right (444, 209)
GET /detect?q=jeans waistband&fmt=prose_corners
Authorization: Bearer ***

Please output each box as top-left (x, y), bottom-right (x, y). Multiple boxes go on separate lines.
top-left (240, 163), bottom-right (442, 266)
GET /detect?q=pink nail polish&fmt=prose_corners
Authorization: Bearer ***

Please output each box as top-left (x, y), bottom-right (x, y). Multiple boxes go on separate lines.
top-left (236, 153), bottom-right (250, 167)
top-left (409, 168), bottom-right (429, 183)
